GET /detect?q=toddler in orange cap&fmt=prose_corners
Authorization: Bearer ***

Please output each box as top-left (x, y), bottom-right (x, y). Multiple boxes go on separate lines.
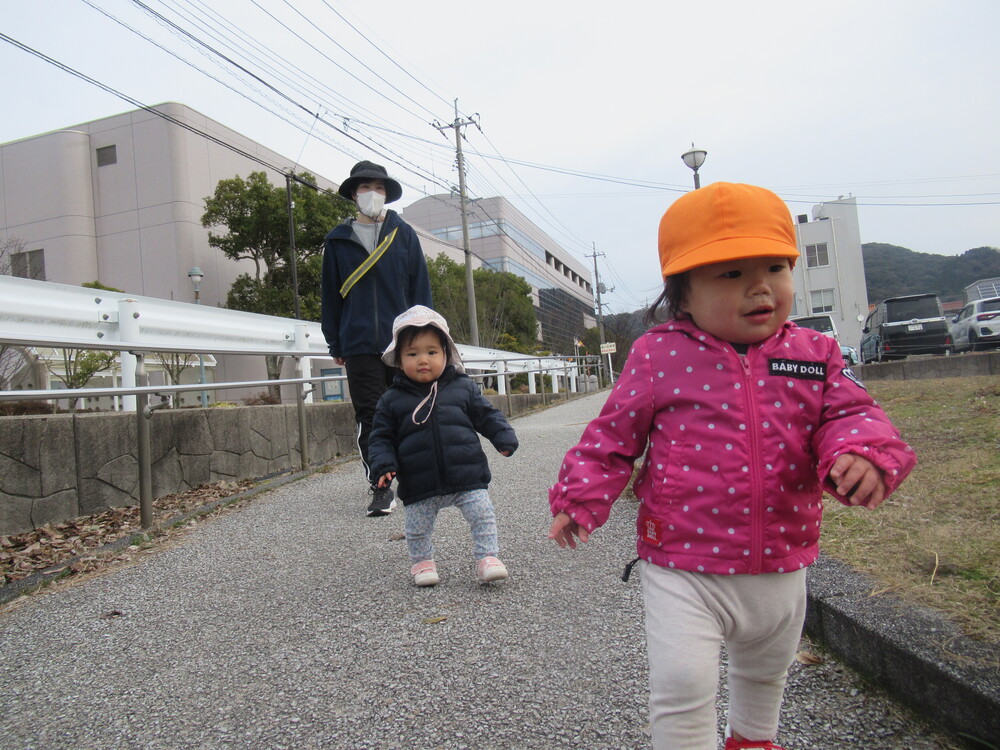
top-left (548, 183), bottom-right (915, 750)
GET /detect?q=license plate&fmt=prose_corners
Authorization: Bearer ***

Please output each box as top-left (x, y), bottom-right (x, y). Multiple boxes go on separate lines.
top-left (907, 323), bottom-right (924, 331)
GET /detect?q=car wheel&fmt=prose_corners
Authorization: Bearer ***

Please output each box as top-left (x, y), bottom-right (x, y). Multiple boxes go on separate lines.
top-left (969, 332), bottom-right (980, 352)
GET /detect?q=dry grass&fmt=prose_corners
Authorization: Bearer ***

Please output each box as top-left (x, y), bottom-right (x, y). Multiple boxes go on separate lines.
top-left (820, 375), bottom-right (1000, 643)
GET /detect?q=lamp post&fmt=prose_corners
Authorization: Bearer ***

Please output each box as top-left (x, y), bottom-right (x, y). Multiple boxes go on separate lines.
top-left (681, 144), bottom-right (708, 189)
top-left (187, 267), bottom-right (208, 407)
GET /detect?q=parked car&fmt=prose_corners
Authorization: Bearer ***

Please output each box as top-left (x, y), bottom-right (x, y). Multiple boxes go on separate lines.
top-left (860, 293), bottom-right (951, 363)
top-left (840, 344), bottom-right (860, 366)
top-left (949, 296), bottom-right (1000, 352)
top-left (789, 314), bottom-right (858, 365)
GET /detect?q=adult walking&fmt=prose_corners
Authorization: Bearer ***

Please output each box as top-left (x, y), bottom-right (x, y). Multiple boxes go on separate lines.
top-left (321, 160), bottom-right (433, 517)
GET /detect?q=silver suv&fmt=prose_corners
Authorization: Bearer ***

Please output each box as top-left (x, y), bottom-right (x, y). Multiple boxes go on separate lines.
top-left (949, 296), bottom-right (1000, 352)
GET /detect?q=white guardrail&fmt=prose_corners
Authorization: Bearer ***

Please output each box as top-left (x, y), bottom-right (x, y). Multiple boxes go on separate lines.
top-left (0, 275), bottom-right (598, 528)
top-left (0, 275), bottom-right (585, 407)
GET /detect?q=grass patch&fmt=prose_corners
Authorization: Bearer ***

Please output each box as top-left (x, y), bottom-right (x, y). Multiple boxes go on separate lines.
top-left (821, 376), bottom-right (1000, 643)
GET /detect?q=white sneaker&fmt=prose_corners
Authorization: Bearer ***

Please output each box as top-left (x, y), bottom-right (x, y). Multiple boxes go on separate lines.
top-left (476, 556), bottom-right (508, 583)
top-left (411, 560), bottom-right (439, 587)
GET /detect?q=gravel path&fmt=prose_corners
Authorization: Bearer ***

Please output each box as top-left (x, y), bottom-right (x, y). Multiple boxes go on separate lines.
top-left (0, 393), bottom-right (959, 749)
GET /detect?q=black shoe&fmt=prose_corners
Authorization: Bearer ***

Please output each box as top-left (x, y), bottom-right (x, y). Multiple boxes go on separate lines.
top-left (366, 486), bottom-right (396, 517)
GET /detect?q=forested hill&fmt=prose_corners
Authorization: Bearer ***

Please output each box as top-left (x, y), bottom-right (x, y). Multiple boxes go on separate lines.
top-left (862, 244), bottom-right (1000, 304)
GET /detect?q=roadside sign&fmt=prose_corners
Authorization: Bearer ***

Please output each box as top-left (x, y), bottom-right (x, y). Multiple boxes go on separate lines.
top-left (600, 342), bottom-right (617, 354)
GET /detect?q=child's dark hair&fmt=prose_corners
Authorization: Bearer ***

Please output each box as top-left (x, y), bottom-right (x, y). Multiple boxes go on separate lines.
top-left (394, 324), bottom-right (450, 366)
top-left (644, 273), bottom-right (690, 327)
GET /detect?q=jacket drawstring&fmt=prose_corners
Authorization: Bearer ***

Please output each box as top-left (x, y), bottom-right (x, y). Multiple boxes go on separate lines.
top-left (621, 557), bottom-right (642, 582)
top-left (411, 381), bottom-right (438, 425)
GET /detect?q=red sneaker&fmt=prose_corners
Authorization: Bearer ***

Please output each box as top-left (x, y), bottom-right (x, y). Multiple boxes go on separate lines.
top-left (724, 737), bottom-right (785, 750)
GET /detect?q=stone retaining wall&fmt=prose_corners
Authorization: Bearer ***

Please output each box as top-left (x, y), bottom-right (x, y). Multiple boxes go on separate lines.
top-left (856, 350), bottom-right (999, 380)
top-left (0, 391), bottom-right (570, 535)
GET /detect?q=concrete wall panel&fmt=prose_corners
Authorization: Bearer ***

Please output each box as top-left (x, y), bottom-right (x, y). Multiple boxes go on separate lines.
top-left (0, 392), bottom-right (581, 536)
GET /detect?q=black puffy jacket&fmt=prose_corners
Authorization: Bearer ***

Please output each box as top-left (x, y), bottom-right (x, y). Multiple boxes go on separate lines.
top-left (320, 210), bottom-right (432, 359)
top-left (368, 367), bottom-right (518, 505)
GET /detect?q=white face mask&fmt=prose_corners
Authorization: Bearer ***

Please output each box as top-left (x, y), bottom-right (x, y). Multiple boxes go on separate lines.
top-left (356, 190), bottom-right (385, 219)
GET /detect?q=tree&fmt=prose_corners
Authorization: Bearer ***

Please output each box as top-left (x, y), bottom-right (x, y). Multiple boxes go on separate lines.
top-left (862, 243), bottom-right (1000, 303)
top-left (153, 352), bottom-right (197, 392)
top-left (45, 349), bottom-right (117, 412)
top-left (202, 170), bottom-right (353, 302)
top-left (585, 310), bottom-right (646, 374)
top-left (81, 280), bottom-right (125, 293)
top-left (202, 171), bottom-right (354, 397)
top-left (426, 254), bottom-right (537, 351)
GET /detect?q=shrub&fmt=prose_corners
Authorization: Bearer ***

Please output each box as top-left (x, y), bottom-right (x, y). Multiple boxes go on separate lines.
top-left (242, 391), bottom-right (281, 406)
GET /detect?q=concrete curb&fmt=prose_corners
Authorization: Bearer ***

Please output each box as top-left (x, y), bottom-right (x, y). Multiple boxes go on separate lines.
top-left (805, 555), bottom-right (1000, 746)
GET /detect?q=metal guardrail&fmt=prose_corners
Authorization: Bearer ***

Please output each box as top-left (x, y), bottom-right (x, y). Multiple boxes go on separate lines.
top-left (0, 353), bottom-right (600, 530)
top-left (1, 276), bottom-right (607, 529)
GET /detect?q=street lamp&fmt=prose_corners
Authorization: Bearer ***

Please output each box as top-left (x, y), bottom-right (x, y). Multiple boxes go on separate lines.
top-left (187, 267), bottom-right (208, 407)
top-left (681, 144), bottom-right (708, 189)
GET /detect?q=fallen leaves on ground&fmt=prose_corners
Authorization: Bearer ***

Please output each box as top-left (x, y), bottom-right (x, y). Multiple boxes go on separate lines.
top-left (795, 650), bottom-right (825, 665)
top-left (0, 480), bottom-right (254, 586)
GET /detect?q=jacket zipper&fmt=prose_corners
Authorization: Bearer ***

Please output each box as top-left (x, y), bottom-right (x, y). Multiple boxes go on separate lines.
top-left (430, 403), bottom-right (446, 493)
top-left (738, 352), bottom-right (765, 574)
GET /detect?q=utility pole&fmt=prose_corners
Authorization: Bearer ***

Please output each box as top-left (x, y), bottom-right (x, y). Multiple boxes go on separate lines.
top-left (285, 171), bottom-right (302, 319)
top-left (588, 243), bottom-right (614, 383)
top-left (589, 243), bottom-right (607, 345)
top-left (434, 100), bottom-right (480, 346)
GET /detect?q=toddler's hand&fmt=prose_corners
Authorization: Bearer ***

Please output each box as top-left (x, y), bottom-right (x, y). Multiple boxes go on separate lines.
top-left (548, 511), bottom-right (591, 549)
top-left (377, 472), bottom-right (395, 489)
top-left (500, 450), bottom-right (512, 457)
top-left (829, 454), bottom-right (886, 509)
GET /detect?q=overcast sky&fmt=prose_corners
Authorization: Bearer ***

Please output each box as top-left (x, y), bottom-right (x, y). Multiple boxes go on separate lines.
top-left (2, 1), bottom-right (997, 314)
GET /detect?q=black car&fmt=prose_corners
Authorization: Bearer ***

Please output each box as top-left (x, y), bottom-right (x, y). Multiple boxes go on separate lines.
top-left (860, 293), bottom-right (951, 363)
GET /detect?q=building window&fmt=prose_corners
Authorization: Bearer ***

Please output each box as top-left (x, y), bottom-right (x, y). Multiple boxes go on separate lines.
top-left (11, 249), bottom-right (46, 280)
top-left (96, 145), bottom-right (117, 166)
top-left (810, 288), bottom-right (835, 314)
top-left (805, 243), bottom-right (829, 268)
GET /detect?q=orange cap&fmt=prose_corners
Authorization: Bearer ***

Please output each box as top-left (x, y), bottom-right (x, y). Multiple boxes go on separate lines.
top-left (658, 182), bottom-right (799, 277)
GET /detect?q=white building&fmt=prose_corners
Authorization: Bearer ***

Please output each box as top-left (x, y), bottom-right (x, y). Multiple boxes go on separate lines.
top-left (403, 194), bottom-right (595, 352)
top-left (791, 197), bottom-right (868, 350)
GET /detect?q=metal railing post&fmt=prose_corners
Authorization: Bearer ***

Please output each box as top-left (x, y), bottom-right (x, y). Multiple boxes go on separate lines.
top-left (134, 353), bottom-right (154, 529)
top-left (504, 370), bottom-right (512, 415)
top-left (294, 355), bottom-right (310, 469)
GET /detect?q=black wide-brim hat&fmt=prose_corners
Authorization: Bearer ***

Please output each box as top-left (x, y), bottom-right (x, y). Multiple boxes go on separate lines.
top-left (337, 160), bottom-right (403, 203)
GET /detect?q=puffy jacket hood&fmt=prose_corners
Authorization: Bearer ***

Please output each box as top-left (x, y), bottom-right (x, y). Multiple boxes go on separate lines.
top-left (381, 305), bottom-right (465, 373)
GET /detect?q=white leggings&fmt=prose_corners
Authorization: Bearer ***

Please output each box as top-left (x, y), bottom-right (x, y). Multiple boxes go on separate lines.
top-left (640, 563), bottom-right (807, 750)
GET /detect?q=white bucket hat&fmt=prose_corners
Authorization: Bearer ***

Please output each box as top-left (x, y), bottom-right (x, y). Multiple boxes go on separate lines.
top-left (381, 305), bottom-right (465, 373)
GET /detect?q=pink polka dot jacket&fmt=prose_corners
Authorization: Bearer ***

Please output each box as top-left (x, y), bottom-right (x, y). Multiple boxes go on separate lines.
top-left (549, 319), bottom-right (916, 576)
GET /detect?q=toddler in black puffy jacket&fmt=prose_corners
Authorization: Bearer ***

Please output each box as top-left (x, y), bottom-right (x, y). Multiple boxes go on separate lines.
top-left (368, 306), bottom-right (518, 587)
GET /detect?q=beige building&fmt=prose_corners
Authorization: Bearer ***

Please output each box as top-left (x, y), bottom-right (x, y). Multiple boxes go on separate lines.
top-left (403, 194), bottom-right (595, 352)
top-left (0, 102), bottom-right (465, 401)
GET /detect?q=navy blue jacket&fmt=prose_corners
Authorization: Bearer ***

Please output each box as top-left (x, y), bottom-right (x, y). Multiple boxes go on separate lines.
top-left (368, 366), bottom-right (519, 505)
top-left (320, 210), bottom-right (432, 359)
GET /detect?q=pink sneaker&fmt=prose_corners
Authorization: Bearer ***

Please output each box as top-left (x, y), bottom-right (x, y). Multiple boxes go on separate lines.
top-left (476, 556), bottom-right (508, 583)
top-left (410, 560), bottom-right (439, 587)
top-left (724, 737), bottom-right (785, 750)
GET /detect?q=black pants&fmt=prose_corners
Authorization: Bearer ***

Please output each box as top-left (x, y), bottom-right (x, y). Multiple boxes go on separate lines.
top-left (343, 354), bottom-right (396, 483)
